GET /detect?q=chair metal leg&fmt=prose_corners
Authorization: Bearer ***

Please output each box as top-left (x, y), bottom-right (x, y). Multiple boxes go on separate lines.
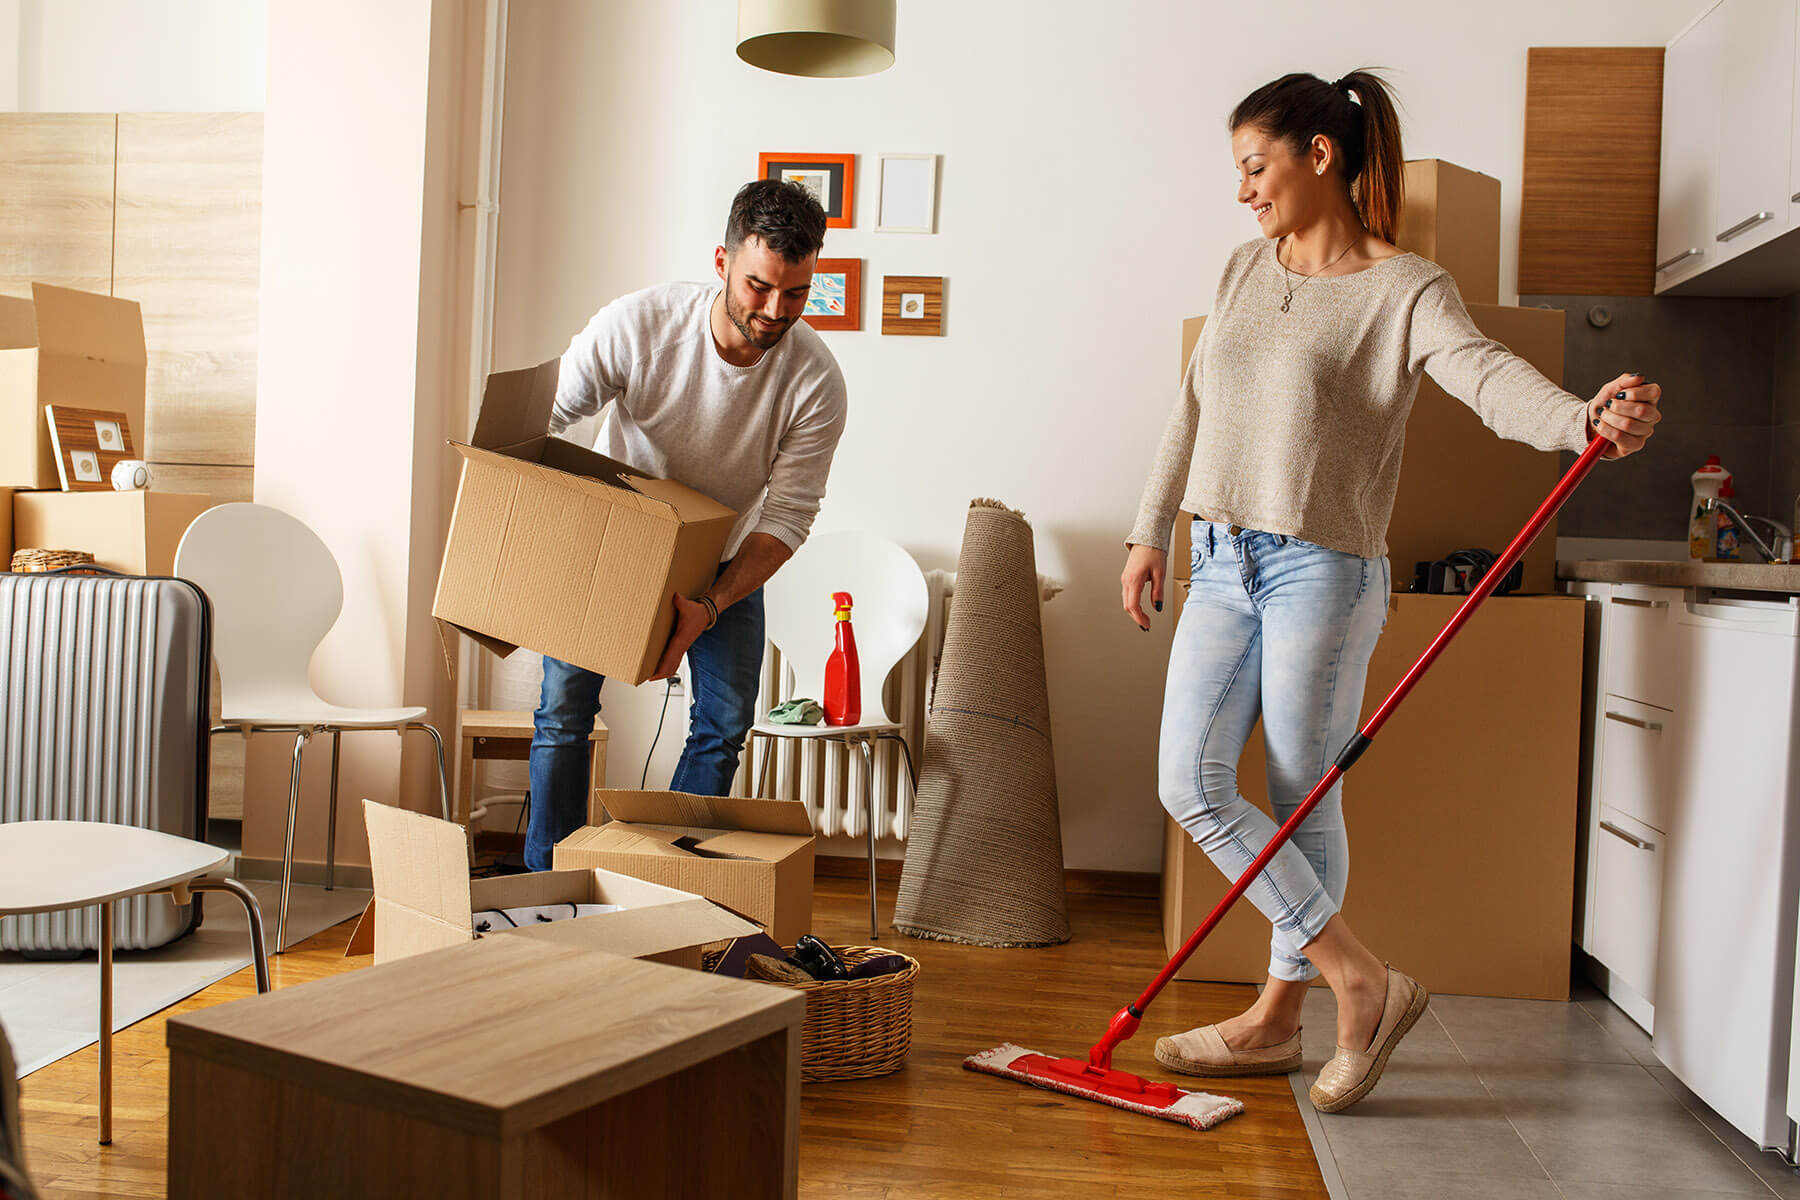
top-left (857, 737), bottom-right (878, 940)
top-left (98, 898), bottom-right (112, 1146)
top-left (277, 730), bottom-right (311, 955)
top-left (189, 878), bottom-right (271, 994)
top-left (755, 732), bottom-right (775, 797)
top-left (325, 729), bottom-right (342, 891)
top-left (407, 722), bottom-right (452, 821)
top-left (876, 732), bottom-right (919, 795)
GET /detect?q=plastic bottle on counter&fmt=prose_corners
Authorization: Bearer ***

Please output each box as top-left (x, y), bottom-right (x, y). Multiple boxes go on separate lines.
top-left (1714, 480), bottom-right (1743, 561)
top-left (823, 591), bottom-right (861, 727)
top-left (1690, 456), bottom-right (1731, 560)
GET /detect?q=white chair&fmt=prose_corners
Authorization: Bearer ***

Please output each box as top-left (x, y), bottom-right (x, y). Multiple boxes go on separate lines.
top-left (746, 532), bottom-right (928, 938)
top-left (174, 502), bottom-right (450, 953)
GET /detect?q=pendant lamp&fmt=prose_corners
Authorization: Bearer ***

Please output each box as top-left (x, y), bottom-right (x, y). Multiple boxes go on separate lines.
top-left (736, 0), bottom-right (896, 78)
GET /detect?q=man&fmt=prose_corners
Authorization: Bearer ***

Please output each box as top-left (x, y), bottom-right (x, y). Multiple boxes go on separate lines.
top-left (524, 179), bottom-right (848, 870)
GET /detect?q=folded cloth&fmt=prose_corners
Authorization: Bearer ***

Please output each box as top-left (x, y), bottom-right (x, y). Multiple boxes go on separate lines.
top-left (767, 698), bottom-right (824, 725)
top-left (472, 903), bottom-right (621, 933)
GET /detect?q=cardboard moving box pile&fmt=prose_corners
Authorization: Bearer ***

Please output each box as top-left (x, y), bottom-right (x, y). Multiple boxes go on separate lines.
top-left (1, 283), bottom-right (211, 574)
top-left (349, 800), bottom-right (762, 967)
top-left (434, 360), bottom-right (740, 685)
top-left (556, 789), bottom-right (817, 947)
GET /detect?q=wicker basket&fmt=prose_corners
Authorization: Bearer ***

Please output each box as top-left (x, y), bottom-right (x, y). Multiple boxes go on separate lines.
top-left (741, 944), bottom-right (920, 1082)
top-left (10, 549), bottom-right (96, 573)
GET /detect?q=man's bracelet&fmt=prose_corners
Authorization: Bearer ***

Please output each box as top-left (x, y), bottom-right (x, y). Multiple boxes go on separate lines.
top-left (698, 594), bottom-right (720, 630)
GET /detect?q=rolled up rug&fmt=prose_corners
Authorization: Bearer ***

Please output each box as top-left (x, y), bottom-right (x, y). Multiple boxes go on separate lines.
top-left (894, 499), bottom-right (1070, 947)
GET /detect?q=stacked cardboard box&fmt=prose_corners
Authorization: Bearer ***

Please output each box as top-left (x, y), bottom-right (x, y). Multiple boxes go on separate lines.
top-left (1, 283), bottom-right (211, 574)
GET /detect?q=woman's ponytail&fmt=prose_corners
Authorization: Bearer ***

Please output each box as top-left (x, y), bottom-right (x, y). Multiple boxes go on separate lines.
top-left (1336, 70), bottom-right (1405, 243)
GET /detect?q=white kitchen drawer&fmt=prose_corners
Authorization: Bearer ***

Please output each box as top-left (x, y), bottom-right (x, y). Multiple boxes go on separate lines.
top-left (1597, 694), bottom-right (1679, 835)
top-left (1603, 585), bottom-right (1684, 710)
top-left (1591, 804), bottom-right (1665, 1007)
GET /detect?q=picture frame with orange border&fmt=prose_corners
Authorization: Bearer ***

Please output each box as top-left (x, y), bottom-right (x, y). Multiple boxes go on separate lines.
top-left (757, 153), bottom-right (855, 228)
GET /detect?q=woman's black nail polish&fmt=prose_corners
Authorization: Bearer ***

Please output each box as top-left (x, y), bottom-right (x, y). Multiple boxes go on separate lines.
top-left (1139, 624), bottom-right (1149, 632)
top-left (1154, 600), bottom-right (1163, 612)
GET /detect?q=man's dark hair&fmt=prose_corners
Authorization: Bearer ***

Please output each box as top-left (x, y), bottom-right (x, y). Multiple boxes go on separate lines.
top-left (724, 179), bottom-right (827, 262)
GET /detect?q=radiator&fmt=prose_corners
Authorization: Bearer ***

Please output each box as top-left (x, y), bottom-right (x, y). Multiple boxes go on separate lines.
top-left (735, 568), bottom-right (956, 840)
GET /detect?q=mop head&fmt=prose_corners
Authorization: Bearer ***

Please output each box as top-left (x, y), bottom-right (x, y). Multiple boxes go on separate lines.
top-left (964, 1043), bottom-right (1244, 1130)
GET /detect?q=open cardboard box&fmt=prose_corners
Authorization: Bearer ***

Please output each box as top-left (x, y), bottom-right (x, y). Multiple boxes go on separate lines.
top-left (347, 800), bottom-right (760, 967)
top-left (13, 490), bottom-right (213, 576)
top-left (433, 360), bottom-right (739, 685)
top-left (554, 790), bottom-right (816, 947)
top-left (0, 283), bottom-right (148, 490)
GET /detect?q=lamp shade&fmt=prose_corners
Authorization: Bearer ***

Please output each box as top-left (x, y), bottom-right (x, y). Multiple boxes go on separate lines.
top-left (736, 0), bottom-right (896, 78)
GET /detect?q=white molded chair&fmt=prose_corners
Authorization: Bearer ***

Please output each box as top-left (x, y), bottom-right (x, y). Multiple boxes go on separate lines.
top-left (747, 532), bottom-right (928, 938)
top-left (174, 502), bottom-right (450, 953)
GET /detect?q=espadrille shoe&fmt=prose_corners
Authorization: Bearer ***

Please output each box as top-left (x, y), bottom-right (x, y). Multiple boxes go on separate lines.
top-left (1154, 1023), bottom-right (1304, 1077)
top-left (1309, 965), bottom-right (1429, 1113)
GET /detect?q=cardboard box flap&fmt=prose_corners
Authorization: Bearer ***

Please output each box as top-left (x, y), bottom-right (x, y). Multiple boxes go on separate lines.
top-left (594, 789), bottom-right (816, 837)
top-left (540, 439), bottom-right (735, 526)
top-left (450, 441), bottom-right (679, 520)
top-left (29, 283), bottom-right (145, 364)
top-left (471, 359), bottom-right (560, 453)
top-left (505, 896), bottom-right (760, 956)
top-left (694, 830), bottom-right (808, 860)
top-left (0, 295), bottom-right (37, 350)
top-left (623, 475), bottom-right (737, 525)
top-left (362, 799), bottom-right (473, 935)
top-left (570, 825), bottom-right (696, 858)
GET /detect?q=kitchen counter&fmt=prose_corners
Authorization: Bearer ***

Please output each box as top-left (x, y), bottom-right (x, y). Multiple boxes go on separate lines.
top-left (1559, 559), bottom-right (1800, 595)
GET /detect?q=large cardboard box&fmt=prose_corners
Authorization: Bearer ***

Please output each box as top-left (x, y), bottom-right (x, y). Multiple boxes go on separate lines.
top-left (13, 490), bottom-right (213, 576)
top-left (1396, 159), bottom-right (1502, 305)
top-left (348, 800), bottom-right (760, 966)
top-left (434, 360), bottom-right (739, 685)
top-left (0, 284), bottom-right (148, 489)
top-left (556, 790), bottom-right (816, 946)
top-left (1178, 303), bottom-right (1566, 594)
top-left (1161, 593), bottom-right (1586, 999)
top-left (0, 489), bottom-right (11, 567)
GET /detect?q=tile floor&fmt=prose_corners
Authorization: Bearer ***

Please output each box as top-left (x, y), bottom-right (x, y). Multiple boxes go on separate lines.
top-left (1290, 975), bottom-right (1800, 1199)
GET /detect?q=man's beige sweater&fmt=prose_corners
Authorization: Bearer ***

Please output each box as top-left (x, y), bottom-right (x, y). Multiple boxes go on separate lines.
top-left (1129, 238), bottom-right (1592, 559)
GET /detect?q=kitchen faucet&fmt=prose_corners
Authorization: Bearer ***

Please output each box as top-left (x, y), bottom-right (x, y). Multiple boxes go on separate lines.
top-left (1712, 501), bottom-right (1792, 563)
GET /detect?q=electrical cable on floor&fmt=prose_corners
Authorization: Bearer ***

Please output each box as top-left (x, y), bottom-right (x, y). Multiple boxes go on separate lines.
top-left (642, 678), bottom-right (675, 788)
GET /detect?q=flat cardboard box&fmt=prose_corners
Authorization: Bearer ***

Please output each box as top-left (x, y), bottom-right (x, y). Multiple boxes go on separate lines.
top-left (348, 799), bottom-right (761, 966)
top-left (1161, 593), bottom-right (1586, 1000)
top-left (556, 789), bottom-right (816, 946)
top-left (12, 490), bottom-right (213, 576)
top-left (433, 360), bottom-right (739, 685)
top-left (1396, 159), bottom-right (1502, 305)
top-left (1178, 304), bottom-right (1566, 594)
top-left (0, 283), bottom-right (148, 489)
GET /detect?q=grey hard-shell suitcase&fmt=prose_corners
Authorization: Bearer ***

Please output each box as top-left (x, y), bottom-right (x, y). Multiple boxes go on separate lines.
top-left (0, 570), bottom-right (213, 952)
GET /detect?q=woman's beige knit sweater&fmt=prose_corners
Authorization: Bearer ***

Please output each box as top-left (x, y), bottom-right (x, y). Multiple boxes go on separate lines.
top-left (1129, 238), bottom-right (1592, 559)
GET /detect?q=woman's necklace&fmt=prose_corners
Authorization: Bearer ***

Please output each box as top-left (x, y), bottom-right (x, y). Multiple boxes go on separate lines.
top-left (1278, 235), bottom-right (1359, 313)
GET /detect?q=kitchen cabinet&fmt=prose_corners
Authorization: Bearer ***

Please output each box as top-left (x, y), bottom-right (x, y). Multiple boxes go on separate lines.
top-left (1656, 0), bottom-right (1800, 294)
top-left (1573, 576), bottom-right (1800, 1151)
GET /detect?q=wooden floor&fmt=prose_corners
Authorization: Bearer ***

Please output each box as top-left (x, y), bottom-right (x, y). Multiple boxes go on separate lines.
top-left (17, 875), bottom-right (1327, 1199)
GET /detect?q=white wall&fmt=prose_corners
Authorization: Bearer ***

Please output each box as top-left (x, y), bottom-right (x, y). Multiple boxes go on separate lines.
top-left (11, 0), bottom-right (264, 111)
top-left (493, 0), bottom-right (1702, 873)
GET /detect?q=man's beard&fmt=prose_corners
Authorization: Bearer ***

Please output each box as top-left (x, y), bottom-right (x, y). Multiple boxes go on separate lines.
top-left (724, 288), bottom-right (793, 350)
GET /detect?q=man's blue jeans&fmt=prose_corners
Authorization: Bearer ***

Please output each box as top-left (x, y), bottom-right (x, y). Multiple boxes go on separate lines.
top-left (525, 587), bottom-right (766, 870)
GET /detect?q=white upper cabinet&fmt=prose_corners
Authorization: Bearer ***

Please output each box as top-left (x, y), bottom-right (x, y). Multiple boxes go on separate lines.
top-left (1657, 0), bottom-right (1800, 294)
top-left (1658, 3), bottom-right (1724, 288)
top-left (1712, 0), bottom-right (1793, 256)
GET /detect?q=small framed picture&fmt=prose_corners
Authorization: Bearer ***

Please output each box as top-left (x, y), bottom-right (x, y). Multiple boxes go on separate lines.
top-left (881, 276), bottom-right (944, 336)
top-left (44, 405), bottom-right (137, 492)
top-left (802, 258), bottom-right (862, 331)
top-left (758, 153), bottom-right (855, 228)
top-left (876, 153), bottom-right (938, 234)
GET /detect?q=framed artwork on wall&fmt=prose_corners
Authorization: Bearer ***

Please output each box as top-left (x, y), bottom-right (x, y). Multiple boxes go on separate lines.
top-left (45, 405), bottom-right (135, 491)
top-left (802, 258), bottom-right (861, 331)
top-left (875, 153), bottom-right (938, 233)
top-left (881, 275), bottom-right (944, 336)
top-left (758, 152), bottom-right (855, 227)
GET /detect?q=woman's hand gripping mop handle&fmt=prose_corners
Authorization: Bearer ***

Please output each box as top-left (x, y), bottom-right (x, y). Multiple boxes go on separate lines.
top-left (1087, 434), bottom-right (1611, 1070)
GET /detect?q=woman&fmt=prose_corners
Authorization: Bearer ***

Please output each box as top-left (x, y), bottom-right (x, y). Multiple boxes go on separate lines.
top-left (1122, 70), bottom-right (1660, 1113)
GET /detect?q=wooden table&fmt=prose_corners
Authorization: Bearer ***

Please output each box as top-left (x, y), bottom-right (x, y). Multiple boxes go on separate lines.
top-left (457, 709), bottom-right (609, 841)
top-left (166, 933), bottom-right (804, 1198)
top-left (0, 821), bottom-right (269, 1145)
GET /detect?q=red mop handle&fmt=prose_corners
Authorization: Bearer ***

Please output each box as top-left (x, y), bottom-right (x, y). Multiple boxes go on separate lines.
top-left (1090, 434), bottom-right (1610, 1067)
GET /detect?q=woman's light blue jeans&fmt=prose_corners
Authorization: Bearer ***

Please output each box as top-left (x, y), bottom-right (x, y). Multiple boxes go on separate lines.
top-left (1160, 520), bottom-right (1389, 983)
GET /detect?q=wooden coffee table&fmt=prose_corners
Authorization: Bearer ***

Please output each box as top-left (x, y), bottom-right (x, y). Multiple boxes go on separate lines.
top-left (167, 934), bottom-right (804, 1198)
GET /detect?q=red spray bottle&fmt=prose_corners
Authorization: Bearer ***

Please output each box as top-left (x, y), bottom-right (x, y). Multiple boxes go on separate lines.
top-left (823, 591), bottom-right (861, 727)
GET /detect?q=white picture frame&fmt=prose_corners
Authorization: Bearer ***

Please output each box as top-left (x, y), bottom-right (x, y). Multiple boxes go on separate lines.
top-left (876, 153), bottom-right (938, 234)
